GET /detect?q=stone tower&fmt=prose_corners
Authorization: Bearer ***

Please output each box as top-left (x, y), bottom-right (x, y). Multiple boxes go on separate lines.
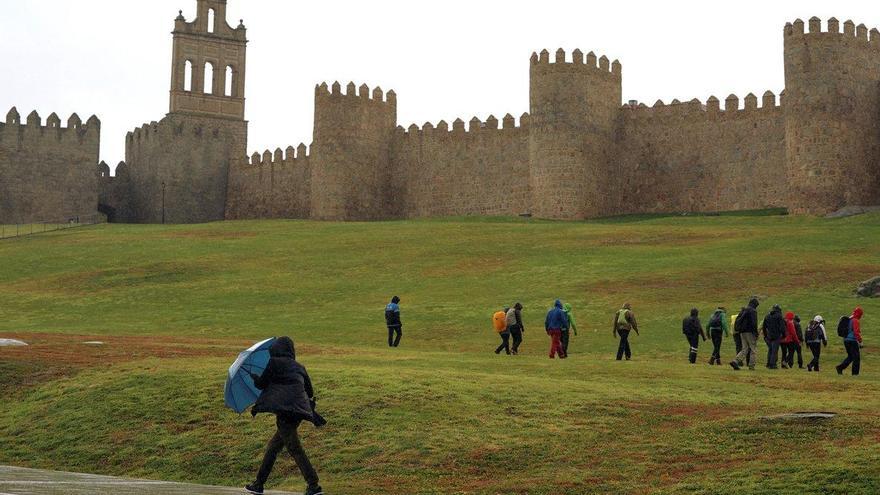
top-left (783, 17), bottom-right (880, 213)
top-left (310, 82), bottom-right (397, 220)
top-left (170, 0), bottom-right (247, 119)
top-left (528, 49), bottom-right (622, 219)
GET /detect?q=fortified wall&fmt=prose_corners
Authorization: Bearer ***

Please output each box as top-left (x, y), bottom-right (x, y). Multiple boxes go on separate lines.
top-left (0, 108), bottom-right (101, 223)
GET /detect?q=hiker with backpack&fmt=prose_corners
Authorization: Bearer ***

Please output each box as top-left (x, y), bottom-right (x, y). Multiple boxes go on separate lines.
top-left (545, 299), bottom-right (569, 359)
top-left (805, 315), bottom-right (828, 372)
top-left (385, 296), bottom-right (403, 348)
top-left (562, 303), bottom-right (578, 357)
top-left (494, 307), bottom-right (511, 355)
top-left (730, 298), bottom-right (760, 371)
top-left (836, 307), bottom-right (864, 376)
top-left (682, 308), bottom-right (707, 364)
top-left (613, 303), bottom-right (639, 361)
top-left (762, 304), bottom-right (786, 369)
top-left (707, 307), bottom-right (729, 365)
top-left (509, 303), bottom-right (525, 355)
top-left (780, 312), bottom-right (801, 369)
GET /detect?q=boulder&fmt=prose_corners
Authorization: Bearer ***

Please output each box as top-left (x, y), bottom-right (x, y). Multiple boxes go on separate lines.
top-left (856, 276), bottom-right (880, 298)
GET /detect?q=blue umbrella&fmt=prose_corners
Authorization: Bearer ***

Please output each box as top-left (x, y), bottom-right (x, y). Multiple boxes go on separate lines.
top-left (225, 337), bottom-right (276, 414)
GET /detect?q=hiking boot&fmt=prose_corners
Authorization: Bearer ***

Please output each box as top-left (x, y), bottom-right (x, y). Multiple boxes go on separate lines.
top-left (836, 366), bottom-right (843, 375)
top-left (305, 486), bottom-right (325, 495)
top-left (781, 362), bottom-right (789, 369)
top-left (245, 482), bottom-right (264, 495)
top-left (729, 361), bottom-right (741, 371)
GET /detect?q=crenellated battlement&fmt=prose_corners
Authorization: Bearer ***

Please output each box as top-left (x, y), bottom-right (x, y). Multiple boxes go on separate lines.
top-left (396, 113), bottom-right (530, 138)
top-left (1, 107), bottom-right (100, 144)
top-left (785, 17), bottom-right (880, 48)
top-left (125, 119), bottom-right (227, 147)
top-left (530, 49), bottom-right (621, 78)
top-left (247, 143), bottom-right (311, 167)
top-left (315, 81), bottom-right (397, 107)
top-left (620, 90), bottom-right (783, 120)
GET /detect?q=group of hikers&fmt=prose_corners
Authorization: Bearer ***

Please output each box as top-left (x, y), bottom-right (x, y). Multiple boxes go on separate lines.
top-left (684, 299), bottom-right (864, 376)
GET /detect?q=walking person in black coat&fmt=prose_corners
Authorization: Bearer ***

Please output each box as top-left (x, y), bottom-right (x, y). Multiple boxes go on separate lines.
top-left (762, 305), bottom-right (786, 369)
top-left (246, 337), bottom-right (324, 495)
top-left (682, 308), bottom-right (707, 364)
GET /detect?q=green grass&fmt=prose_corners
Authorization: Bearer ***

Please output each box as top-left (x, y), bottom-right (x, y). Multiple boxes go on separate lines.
top-left (0, 214), bottom-right (878, 494)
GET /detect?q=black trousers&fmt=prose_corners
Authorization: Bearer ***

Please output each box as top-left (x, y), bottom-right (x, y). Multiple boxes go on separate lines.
top-left (734, 332), bottom-right (743, 354)
top-left (495, 332), bottom-right (511, 354)
top-left (710, 329), bottom-right (724, 362)
top-left (767, 338), bottom-right (781, 368)
top-left (793, 343), bottom-right (803, 367)
top-left (616, 328), bottom-right (632, 360)
top-left (686, 333), bottom-right (700, 363)
top-left (510, 326), bottom-right (523, 354)
top-left (807, 342), bottom-right (822, 370)
top-left (256, 415), bottom-right (319, 490)
top-left (560, 330), bottom-right (570, 357)
top-left (387, 325), bottom-right (402, 347)
top-left (838, 341), bottom-right (861, 376)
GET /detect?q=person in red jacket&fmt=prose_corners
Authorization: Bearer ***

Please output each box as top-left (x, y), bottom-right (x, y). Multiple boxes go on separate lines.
top-left (780, 312), bottom-right (801, 369)
top-left (837, 307), bottom-right (864, 376)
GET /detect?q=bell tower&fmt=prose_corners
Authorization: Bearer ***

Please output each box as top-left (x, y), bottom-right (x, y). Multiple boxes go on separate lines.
top-left (169, 0), bottom-right (248, 120)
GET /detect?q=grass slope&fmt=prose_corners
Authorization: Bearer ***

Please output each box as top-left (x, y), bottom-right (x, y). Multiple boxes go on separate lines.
top-left (0, 214), bottom-right (878, 494)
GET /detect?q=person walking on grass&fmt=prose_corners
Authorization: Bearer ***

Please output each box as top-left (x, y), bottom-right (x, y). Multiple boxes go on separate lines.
top-left (385, 296), bottom-right (403, 348)
top-left (762, 304), bottom-right (786, 369)
top-left (545, 299), bottom-right (569, 359)
top-left (792, 315), bottom-right (805, 369)
top-left (614, 303), bottom-right (639, 361)
top-left (682, 308), bottom-right (706, 364)
top-left (805, 315), bottom-right (828, 372)
top-left (494, 307), bottom-right (511, 355)
top-left (509, 303), bottom-right (525, 355)
top-left (246, 337), bottom-right (324, 495)
top-left (732, 309), bottom-right (744, 356)
top-left (730, 298), bottom-right (760, 371)
top-left (562, 303), bottom-right (578, 357)
top-left (836, 307), bottom-right (864, 376)
top-left (780, 312), bottom-right (801, 369)
top-left (707, 307), bottom-right (729, 365)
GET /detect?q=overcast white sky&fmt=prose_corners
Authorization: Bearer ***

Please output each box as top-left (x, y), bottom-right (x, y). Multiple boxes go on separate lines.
top-left (1, 1), bottom-right (877, 171)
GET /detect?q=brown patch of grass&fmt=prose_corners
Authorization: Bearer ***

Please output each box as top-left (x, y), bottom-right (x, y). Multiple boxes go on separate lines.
top-left (9, 262), bottom-right (212, 296)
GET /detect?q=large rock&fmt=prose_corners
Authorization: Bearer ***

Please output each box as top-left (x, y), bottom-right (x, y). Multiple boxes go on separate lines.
top-left (856, 277), bottom-right (880, 298)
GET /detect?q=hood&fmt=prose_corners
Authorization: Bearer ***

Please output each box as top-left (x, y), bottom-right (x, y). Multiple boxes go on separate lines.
top-left (269, 336), bottom-right (295, 359)
top-left (813, 315), bottom-right (825, 324)
top-left (554, 299), bottom-right (563, 309)
top-left (785, 312), bottom-right (795, 320)
top-left (391, 296), bottom-right (400, 304)
top-left (794, 315), bottom-right (801, 323)
top-left (690, 308), bottom-right (699, 317)
top-left (514, 302), bottom-right (523, 310)
top-left (771, 305), bottom-right (782, 315)
top-left (503, 307), bottom-right (510, 313)
top-left (563, 303), bottom-right (572, 313)
top-left (749, 298), bottom-right (760, 309)
top-left (853, 307), bottom-right (864, 319)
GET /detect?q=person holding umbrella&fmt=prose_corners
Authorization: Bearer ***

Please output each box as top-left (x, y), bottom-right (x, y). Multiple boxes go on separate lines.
top-left (242, 337), bottom-right (325, 495)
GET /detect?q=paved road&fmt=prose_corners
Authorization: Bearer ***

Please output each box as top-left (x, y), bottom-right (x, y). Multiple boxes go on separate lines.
top-left (0, 466), bottom-right (299, 495)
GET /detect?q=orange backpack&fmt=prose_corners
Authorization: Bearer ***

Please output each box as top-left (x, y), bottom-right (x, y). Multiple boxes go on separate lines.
top-left (493, 311), bottom-right (507, 333)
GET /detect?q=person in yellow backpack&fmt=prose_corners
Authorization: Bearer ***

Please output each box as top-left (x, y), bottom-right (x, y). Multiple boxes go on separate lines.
top-left (494, 307), bottom-right (511, 355)
top-left (613, 303), bottom-right (639, 361)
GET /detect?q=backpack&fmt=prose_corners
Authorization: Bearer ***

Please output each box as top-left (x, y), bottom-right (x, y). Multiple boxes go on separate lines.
top-left (493, 311), bottom-right (507, 333)
top-left (708, 311), bottom-right (723, 330)
top-left (837, 316), bottom-right (851, 338)
top-left (734, 309), bottom-right (747, 334)
top-left (805, 321), bottom-right (819, 342)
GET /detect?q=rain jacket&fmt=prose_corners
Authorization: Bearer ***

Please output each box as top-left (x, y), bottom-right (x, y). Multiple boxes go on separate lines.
top-left (805, 317), bottom-right (827, 345)
top-left (846, 307), bottom-right (864, 343)
top-left (385, 298), bottom-right (401, 327)
top-left (545, 300), bottom-right (569, 331)
top-left (682, 309), bottom-right (704, 337)
top-left (781, 312), bottom-right (800, 345)
top-left (707, 309), bottom-right (729, 336)
top-left (563, 303), bottom-right (577, 334)
top-left (736, 299), bottom-right (760, 335)
top-left (762, 307), bottom-right (786, 341)
top-left (252, 337), bottom-right (316, 423)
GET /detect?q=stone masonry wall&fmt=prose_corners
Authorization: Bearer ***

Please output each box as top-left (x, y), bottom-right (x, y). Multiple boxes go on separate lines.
top-left (225, 144), bottom-right (311, 219)
top-left (121, 113), bottom-right (247, 223)
top-left (391, 115), bottom-right (531, 218)
top-left (0, 108), bottom-right (100, 224)
top-left (611, 94), bottom-right (788, 214)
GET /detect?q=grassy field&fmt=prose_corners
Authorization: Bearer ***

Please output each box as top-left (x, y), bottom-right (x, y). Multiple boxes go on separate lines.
top-left (0, 214), bottom-right (878, 494)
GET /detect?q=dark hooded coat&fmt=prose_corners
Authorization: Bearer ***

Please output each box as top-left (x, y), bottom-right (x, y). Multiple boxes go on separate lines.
top-left (251, 337), bottom-right (315, 423)
top-left (762, 307), bottom-right (787, 341)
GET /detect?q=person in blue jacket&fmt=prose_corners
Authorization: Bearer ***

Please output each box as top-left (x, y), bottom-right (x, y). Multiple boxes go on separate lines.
top-left (545, 299), bottom-right (569, 359)
top-left (385, 296), bottom-right (403, 347)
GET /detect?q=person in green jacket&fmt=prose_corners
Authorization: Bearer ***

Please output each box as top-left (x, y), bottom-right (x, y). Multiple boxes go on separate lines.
top-left (561, 303), bottom-right (578, 357)
top-left (707, 306), bottom-right (729, 365)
